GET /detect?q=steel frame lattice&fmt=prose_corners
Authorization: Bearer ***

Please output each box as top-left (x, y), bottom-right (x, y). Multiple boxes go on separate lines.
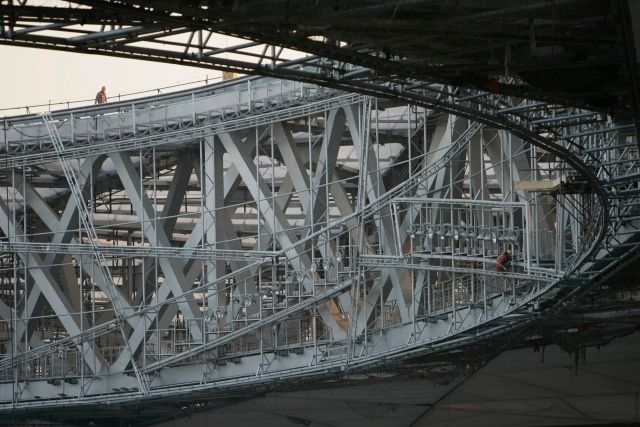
top-left (0, 0), bottom-right (637, 414)
top-left (0, 72), bottom-right (635, 410)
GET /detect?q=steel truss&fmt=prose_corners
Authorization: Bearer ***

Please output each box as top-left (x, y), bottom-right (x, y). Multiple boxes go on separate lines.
top-left (0, 67), bottom-right (636, 410)
top-left (0, 1), bottom-right (635, 415)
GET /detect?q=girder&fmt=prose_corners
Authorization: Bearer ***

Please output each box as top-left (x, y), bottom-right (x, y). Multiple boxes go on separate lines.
top-left (0, 0), bottom-right (637, 117)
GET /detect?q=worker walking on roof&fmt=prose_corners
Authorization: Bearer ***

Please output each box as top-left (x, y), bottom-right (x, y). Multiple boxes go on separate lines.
top-left (495, 250), bottom-right (512, 272)
top-left (95, 86), bottom-right (107, 104)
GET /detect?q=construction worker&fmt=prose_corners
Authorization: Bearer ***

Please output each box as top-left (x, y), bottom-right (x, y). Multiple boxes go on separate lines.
top-left (495, 250), bottom-right (512, 272)
top-left (95, 86), bottom-right (107, 104)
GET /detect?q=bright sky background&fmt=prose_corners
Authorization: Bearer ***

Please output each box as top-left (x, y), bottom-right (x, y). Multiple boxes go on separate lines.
top-left (0, 45), bottom-right (223, 115)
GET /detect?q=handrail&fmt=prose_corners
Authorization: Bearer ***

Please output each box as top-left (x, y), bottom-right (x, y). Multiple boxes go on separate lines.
top-left (2, 92), bottom-right (360, 168)
top-left (2, 74), bottom-right (260, 122)
top-left (0, 75), bottom-right (222, 115)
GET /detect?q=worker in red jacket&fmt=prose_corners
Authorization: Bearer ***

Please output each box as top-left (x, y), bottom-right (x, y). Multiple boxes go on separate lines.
top-left (495, 250), bottom-right (512, 272)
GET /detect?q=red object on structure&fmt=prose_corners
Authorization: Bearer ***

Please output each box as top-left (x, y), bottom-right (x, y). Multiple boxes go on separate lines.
top-left (495, 252), bottom-right (511, 272)
top-left (488, 77), bottom-right (500, 93)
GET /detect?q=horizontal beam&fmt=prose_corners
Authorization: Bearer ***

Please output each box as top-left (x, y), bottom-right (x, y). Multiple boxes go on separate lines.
top-left (0, 242), bottom-right (275, 262)
top-left (142, 271), bottom-right (373, 372)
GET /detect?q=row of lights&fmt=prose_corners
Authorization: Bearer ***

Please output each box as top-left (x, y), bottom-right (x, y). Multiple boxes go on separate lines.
top-left (204, 249), bottom-right (347, 323)
top-left (308, 248), bottom-right (345, 275)
top-left (407, 224), bottom-right (520, 243)
top-left (203, 294), bottom-right (257, 322)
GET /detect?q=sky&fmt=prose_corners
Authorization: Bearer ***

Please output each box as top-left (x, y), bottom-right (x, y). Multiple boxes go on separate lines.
top-left (0, 45), bottom-right (223, 115)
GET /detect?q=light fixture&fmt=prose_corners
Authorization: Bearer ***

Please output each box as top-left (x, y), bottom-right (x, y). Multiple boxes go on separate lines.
top-left (242, 295), bottom-right (253, 307)
top-left (453, 228), bottom-right (459, 241)
top-left (309, 261), bottom-right (319, 273)
top-left (467, 227), bottom-right (476, 239)
top-left (204, 307), bottom-right (226, 322)
top-left (511, 227), bottom-right (520, 242)
top-left (491, 231), bottom-right (497, 244)
top-left (323, 259), bottom-right (333, 271)
top-left (215, 307), bottom-right (227, 319)
top-left (295, 271), bottom-right (305, 283)
top-left (506, 229), bottom-right (515, 242)
top-left (427, 227), bottom-right (434, 238)
top-left (335, 249), bottom-right (344, 263)
top-left (332, 223), bottom-right (347, 234)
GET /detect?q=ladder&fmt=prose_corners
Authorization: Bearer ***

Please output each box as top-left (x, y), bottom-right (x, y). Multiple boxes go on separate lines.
top-left (41, 112), bottom-right (150, 396)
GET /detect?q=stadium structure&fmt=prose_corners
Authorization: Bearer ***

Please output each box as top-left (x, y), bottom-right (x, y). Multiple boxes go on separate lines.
top-left (0, 1), bottom-right (639, 425)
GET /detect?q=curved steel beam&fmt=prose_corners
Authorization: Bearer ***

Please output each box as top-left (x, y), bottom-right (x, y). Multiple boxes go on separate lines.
top-left (0, 1), bottom-right (630, 114)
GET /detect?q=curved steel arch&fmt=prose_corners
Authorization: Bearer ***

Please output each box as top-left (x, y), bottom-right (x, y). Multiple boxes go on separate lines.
top-left (0, 0), bottom-right (635, 114)
top-left (0, 72), bottom-right (630, 414)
